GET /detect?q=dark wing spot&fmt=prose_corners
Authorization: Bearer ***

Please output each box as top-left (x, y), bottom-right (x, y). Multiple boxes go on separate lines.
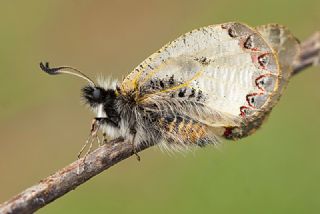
top-left (197, 90), bottom-right (203, 101)
top-left (244, 35), bottom-right (254, 49)
top-left (246, 93), bottom-right (259, 108)
top-left (194, 56), bottom-right (211, 65)
top-left (159, 80), bottom-right (164, 88)
top-left (169, 75), bottom-right (175, 85)
top-left (228, 28), bottom-right (237, 37)
top-left (178, 88), bottom-right (187, 97)
top-left (258, 54), bottom-right (270, 67)
top-left (189, 88), bottom-right (196, 98)
top-left (150, 80), bottom-right (156, 89)
top-left (183, 37), bottom-right (187, 45)
top-left (240, 106), bottom-right (249, 117)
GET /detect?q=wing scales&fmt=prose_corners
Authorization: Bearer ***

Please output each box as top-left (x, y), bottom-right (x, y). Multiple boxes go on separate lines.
top-left (256, 24), bottom-right (300, 108)
top-left (120, 22), bottom-right (281, 132)
top-left (224, 24), bottom-right (301, 139)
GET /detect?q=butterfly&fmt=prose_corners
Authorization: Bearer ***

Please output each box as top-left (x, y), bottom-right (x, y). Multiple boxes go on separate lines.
top-left (40, 22), bottom-right (300, 159)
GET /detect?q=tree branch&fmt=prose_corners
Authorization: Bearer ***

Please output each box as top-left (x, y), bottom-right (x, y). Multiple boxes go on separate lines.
top-left (0, 138), bottom-right (149, 214)
top-left (293, 32), bottom-right (320, 74)
top-left (1, 31), bottom-right (319, 214)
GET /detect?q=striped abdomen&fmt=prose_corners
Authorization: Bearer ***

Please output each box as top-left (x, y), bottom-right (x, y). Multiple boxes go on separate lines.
top-left (160, 115), bottom-right (209, 146)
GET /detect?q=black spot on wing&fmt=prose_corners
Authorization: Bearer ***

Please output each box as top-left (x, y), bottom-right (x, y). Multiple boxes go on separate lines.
top-left (178, 88), bottom-right (187, 97)
top-left (169, 75), bottom-right (175, 85)
top-left (244, 35), bottom-right (254, 49)
top-left (189, 88), bottom-right (196, 98)
top-left (159, 80), bottom-right (164, 88)
top-left (197, 90), bottom-right (203, 101)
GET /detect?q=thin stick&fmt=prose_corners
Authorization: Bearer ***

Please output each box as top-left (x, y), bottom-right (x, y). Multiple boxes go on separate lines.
top-left (0, 31), bottom-right (319, 214)
top-left (293, 32), bottom-right (320, 74)
top-left (0, 138), bottom-right (149, 214)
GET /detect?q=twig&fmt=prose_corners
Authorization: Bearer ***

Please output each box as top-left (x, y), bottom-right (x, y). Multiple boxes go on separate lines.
top-left (0, 31), bottom-right (319, 214)
top-left (293, 32), bottom-right (320, 74)
top-left (0, 138), bottom-right (149, 214)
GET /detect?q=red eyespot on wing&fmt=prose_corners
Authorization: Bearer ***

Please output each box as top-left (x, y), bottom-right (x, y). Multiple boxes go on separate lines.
top-left (240, 106), bottom-right (250, 117)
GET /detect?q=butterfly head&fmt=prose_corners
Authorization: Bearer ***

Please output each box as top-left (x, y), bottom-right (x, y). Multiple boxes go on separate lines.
top-left (40, 62), bottom-right (120, 123)
top-left (81, 85), bottom-right (116, 108)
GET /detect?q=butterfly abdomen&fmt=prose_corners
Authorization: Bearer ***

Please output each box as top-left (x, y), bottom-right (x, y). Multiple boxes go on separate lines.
top-left (160, 115), bottom-right (210, 146)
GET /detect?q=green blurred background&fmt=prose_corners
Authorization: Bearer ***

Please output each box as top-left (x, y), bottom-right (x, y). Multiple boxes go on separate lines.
top-left (1, 0), bottom-right (320, 213)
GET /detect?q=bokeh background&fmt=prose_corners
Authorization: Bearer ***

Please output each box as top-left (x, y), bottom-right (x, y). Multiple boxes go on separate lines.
top-left (1, 0), bottom-right (320, 213)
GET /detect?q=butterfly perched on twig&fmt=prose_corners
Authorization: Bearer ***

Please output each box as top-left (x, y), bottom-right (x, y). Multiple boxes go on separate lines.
top-left (40, 22), bottom-right (300, 159)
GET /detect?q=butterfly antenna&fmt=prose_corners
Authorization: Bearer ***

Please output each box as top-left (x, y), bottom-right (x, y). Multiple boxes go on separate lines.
top-left (40, 62), bottom-right (96, 86)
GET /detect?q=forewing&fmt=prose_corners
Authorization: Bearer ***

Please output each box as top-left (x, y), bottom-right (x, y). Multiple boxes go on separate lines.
top-left (120, 22), bottom-right (280, 128)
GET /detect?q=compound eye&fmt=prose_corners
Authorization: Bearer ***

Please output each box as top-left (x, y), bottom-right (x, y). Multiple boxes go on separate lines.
top-left (93, 88), bottom-right (101, 100)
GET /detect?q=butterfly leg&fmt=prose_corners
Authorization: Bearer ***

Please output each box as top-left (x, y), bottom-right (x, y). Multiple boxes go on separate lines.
top-left (130, 127), bottom-right (141, 161)
top-left (77, 119), bottom-right (100, 160)
top-left (82, 137), bottom-right (94, 161)
top-left (77, 136), bottom-right (91, 159)
top-left (102, 132), bottom-right (107, 144)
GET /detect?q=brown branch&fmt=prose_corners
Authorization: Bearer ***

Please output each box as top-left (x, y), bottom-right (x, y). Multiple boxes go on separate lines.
top-left (293, 32), bottom-right (320, 74)
top-left (1, 31), bottom-right (320, 214)
top-left (0, 138), bottom-right (149, 214)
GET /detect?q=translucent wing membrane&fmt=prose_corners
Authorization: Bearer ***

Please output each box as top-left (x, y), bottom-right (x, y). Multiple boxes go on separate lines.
top-left (225, 24), bottom-right (300, 139)
top-left (256, 24), bottom-right (300, 107)
top-left (120, 23), bottom-right (280, 128)
top-left (116, 22), bottom-right (301, 147)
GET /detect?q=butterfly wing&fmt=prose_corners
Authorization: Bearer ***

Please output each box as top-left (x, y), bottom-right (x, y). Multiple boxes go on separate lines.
top-left (224, 24), bottom-right (301, 139)
top-left (256, 24), bottom-right (300, 105)
top-left (120, 22), bottom-right (280, 129)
